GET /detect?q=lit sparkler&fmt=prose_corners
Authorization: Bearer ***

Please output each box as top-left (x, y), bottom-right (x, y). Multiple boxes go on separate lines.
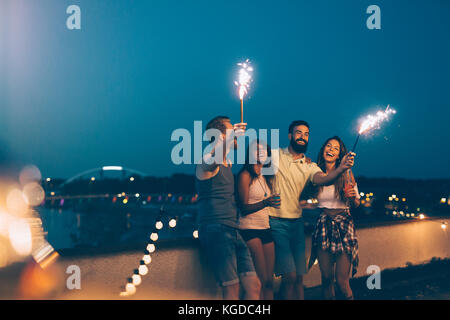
top-left (352, 105), bottom-right (396, 152)
top-left (234, 59), bottom-right (253, 123)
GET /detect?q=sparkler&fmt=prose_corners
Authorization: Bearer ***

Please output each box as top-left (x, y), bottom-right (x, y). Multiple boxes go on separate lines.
top-left (234, 59), bottom-right (253, 123)
top-left (351, 105), bottom-right (397, 152)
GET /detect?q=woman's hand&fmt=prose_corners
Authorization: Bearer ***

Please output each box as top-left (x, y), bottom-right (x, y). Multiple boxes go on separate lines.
top-left (338, 152), bottom-right (356, 172)
top-left (264, 195), bottom-right (281, 209)
top-left (344, 184), bottom-right (357, 199)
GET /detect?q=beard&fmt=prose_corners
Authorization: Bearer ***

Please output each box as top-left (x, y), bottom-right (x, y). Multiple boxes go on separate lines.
top-left (290, 137), bottom-right (308, 154)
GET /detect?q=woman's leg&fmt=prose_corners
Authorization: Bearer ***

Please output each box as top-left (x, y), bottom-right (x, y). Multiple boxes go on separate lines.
top-left (335, 253), bottom-right (353, 299)
top-left (317, 249), bottom-right (335, 299)
top-left (262, 241), bottom-right (275, 300)
top-left (246, 238), bottom-right (268, 300)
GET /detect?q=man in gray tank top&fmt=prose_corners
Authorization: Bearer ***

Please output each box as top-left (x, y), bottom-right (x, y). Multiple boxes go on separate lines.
top-left (196, 116), bottom-right (261, 300)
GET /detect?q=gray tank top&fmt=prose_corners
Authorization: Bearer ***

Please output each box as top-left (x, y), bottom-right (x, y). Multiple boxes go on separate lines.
top-left (196, 164), bottom-right (238, 228)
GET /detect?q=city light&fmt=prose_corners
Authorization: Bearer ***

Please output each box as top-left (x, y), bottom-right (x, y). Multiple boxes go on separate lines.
top-left (8, 219), bottom-right (33, 256)
top-left (193, 230), bottom-right (199, 238)
top-left (441, 222), bottom-right (448, 230)
top-left (419, 214), bottom-right (425, 220)
top-left (155, 221), bottom-right (163, 230)
top-left (130, 177), bottom-right (135, 182)
top-left (440, 198), bottom-right (447, 204)
top-left (102, 166), bottom-right (123, 171)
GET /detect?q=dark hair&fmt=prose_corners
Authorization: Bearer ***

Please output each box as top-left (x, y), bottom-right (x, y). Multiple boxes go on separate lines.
top-left (206, 116), bottom-right (230, 143)
top-left (288, 120), bottom-right (310, 135)
top-left (239, 139), bottom-right (274, 191)
top-left (315, 136), bottom-right (348, 202)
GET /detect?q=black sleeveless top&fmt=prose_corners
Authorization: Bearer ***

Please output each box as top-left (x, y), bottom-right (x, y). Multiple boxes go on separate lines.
top-left (196, 164), bottom-right (238, 228)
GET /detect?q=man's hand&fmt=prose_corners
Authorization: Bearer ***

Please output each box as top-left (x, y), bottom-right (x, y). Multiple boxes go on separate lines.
top-left (338, 152), bottom-right (356, 172)
top-left (233, 122), bottom-right (247, 137)
top-left (225, 122), bottom-right (247, 144)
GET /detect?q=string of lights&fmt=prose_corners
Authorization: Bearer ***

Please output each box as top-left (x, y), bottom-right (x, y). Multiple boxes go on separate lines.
top-left (119, 205), bottom-right (179, 297)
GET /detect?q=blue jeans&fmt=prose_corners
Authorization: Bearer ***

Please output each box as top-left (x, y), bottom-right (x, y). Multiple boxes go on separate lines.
top-left (199, 223), bottom-right (257, 287)
top-left (269, 216), bottom-right (306, 277)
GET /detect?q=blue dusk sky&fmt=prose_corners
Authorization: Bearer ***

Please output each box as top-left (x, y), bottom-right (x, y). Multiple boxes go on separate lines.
top-left (1, 0), bottom-right (449, 179)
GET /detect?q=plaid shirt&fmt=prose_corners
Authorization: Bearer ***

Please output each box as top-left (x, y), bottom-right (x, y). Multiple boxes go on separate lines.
top-left (308, 209), bottom-right (359, 277)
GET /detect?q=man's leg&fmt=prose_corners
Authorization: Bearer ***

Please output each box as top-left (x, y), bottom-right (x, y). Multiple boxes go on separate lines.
top-left (222, 283), bottom-right (240, 300)
top-left (279, 271), bottom-right (296, 300)
top-left (236, 231), bottom-right (261, 299)
top-left (199, 225), bottom-right (241, 300)
top-left (269, 217), bottom-right (296, 300)
top-left (295, 275), bottom-right (304, 300)
top-left (292, 218), bottom-right (306, 300)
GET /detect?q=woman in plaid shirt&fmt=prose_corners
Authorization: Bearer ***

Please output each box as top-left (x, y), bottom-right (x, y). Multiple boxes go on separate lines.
top-left (308, 136), bottom-right (360, 300)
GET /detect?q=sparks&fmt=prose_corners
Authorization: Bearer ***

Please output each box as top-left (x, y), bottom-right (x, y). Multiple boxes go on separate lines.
top-left (358, 105), bottom-right (396, 135)
top-left (234, 59), bottom-right (253, 100)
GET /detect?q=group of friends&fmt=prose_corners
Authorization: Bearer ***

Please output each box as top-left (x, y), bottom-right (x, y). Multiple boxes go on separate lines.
top-left (195, 116), bottom-right (360, 300)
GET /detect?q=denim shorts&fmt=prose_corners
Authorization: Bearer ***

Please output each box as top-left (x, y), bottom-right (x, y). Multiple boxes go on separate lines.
top-left (199, 223), bottom-right (257, 287)
top-left (269, 216), bottom-right (306, 277)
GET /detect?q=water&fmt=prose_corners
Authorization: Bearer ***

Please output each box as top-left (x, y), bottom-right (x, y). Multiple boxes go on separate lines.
top-left (37, 203), bottom-right (198, 251)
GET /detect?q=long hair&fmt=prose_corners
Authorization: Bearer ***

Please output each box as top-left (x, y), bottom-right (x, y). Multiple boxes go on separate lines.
top-left (315, 136), bottom-right (348, 202)
top-left (239, 139), bottom-right (274, 191)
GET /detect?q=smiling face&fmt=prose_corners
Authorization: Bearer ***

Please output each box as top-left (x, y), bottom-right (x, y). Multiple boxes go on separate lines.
top-left (323, 139), bottom-right (341, 164)
top-left (289, 125), bottom-right (309, 154)
top-left (251, 143), bottom-right (268, 164)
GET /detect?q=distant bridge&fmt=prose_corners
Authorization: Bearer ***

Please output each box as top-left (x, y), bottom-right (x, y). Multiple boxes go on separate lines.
top-left (60, 166), bottom-right (149, 187)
